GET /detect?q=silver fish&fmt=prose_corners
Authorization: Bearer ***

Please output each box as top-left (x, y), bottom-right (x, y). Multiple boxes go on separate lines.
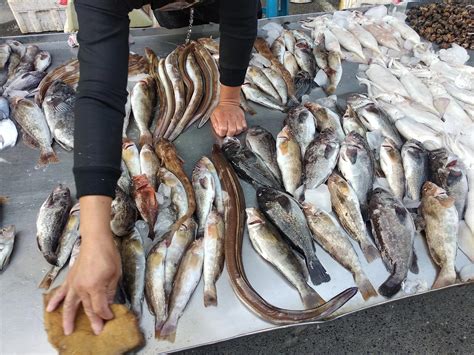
top-left (4, 70), bottom-right (45, 94)
top-left (122, 140), bottom-right (141, 177)
top-left (380, 137), bottom-right (405, 200)
top-left (401, 140), bottom-right (429, 201)
top-left (0, 225), bottom-right (15, 272)
top-left (247, 66), bottom-right (281, 102)
top-left (245, 126), bottom-right (282, 184)
top-left (369, 188), bottom-right (417, 298)
top-left (304, 102), bottom-right (345, 142)
top-left (145, 239), bottom-right (168, 337)
top-left (39, 204), bottom-right (80, 289)
top-left (246, 208), bottom-right (325, 308)
top-left (131, 76), bottom-right (155, 147)
top-left (283, 51), bottom-right (299, 79)
top-left (121, 226), bottom-right (146, 317)
top-left (303, 129), bottom-right (340, 190)
top-left (159, 239), bottom-right (204, 340)
top-left (271, 36), bottom-right (286, 64)
top-left (42, 80), bottom-right (75, 151)
top-left (338, 131), bottom-right (375, 210)
top-left (36, 185), bottom-right (72, 265)
top-left (192, 158), bottom-right (215, 237)
top-left (203, 209), bottom-right (225, 307)
top-left (283, 29), bottom-right (296, 53)
top-left (34, 51), bottom-right (52, 72)
top-left (326, 51), bottom-right (342, 95)
top-left (303, 203), bottom-right (377, 301)
top-left (6, 40), bottom-right (25, 57)
top-left (420, 182), bottom-right (458, 289)
top-left (342, 106), bottom-right (366, 137)
top-left (154, 183), bottom-right (177, 240)
top-left (284, 105), bottom-right (316, 157)
top-left (277, 125), bottom-right (302, 196)
top-left (11, 98), bottom-right (58, 166)
top-left (110, 187), bottom-right (137, 237)
top-left (257, 187), bottom-right (330, 285)
top-left (242, 84), bottom-right (286, 112)
top-left (261, 67), bottom-right (288, 105)
top-left (294, 40), bottom-right (316, 77)
top-left (292, 29), bottom-right (314, 47)
top-left (327, 173), bottom-right (379, 263)
top-left (199, 156), bottom-right (225, 217)
top-left (163, 48), bottom-right (186, 137)
top-left (154, 58), bottom-right (174, 139)
top-left (158, 167), bottom-right (188, 219)
top-left (164, 217), bottom-right (196, 297)
top-left (139, 144), bottom-right (160, 190)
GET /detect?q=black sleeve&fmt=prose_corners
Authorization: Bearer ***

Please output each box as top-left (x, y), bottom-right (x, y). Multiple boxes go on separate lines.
top-left (73, 0), bottom-right (130, 198)
top-left (218, 0), bottom-right (258, 87)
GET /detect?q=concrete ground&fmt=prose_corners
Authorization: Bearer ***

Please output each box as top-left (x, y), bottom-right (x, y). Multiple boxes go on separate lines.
top-left (1, 0), bottom-right (473, 354)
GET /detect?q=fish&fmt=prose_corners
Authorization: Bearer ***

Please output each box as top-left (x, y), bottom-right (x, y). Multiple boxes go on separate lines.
top-left (241, 84), bottom-right (287, 112)
top-left (292, 29), bottom-right (314, 47)
top-left (36, 185), bottom-right (72, 265)
top-left (304, 102), bottom-right (345, 142)
top-left (0, 96), bottom-right (9, 118)
top-left (338, 131), bottom-right (375, 211)
top-left (121, 226), bottom-right (146, 317)
top-left (34, 51), bottom-right (52, 72)
top-left (328, 24), bottom-right (365, 60)
top-left (21, 44), bottom-right (40, 64)
top-left (177, 43), bottom-right (195, 104)
top-left (0, 118), bottom-right (18, 151)
top-left (192, 158), bottom-right (216, 236)
top-left (110, 186), bottom-right (137, 237)
top-left (380, 137), bottom-right (405, 200)
top-left (132, 174), bottom-right (158, 238)
top-left (42, 80), bottom-right (75, 151)
top-left (245, 126), bottom-right (282, 184)
top-left (145, 239), bottom-right (168, 337)
top-left (0, 225), bottom-right (15, 272)
top-left (247, 66), bottom-right (281, 102)
top-left (39, 204), bottom-right (80, 289)
top-left (257, 187), bottom-right (330, 285)
top-left (157, 167), bottom-right (188, 221)
top-left (342, 106), bottom-right (366, 137)
top-left (429, 148), bottom-right (468, 218)
top-left (271, 36), bottom-right (286, 64)
top-left (164, 218), bottom-right (197, 297)
top-left (369, 188), bottom-right (417, 298)
top-left (6, 40), bottom-right (25, 57)
top-left (327, 173), bottom-right (379, 263)
top-left (294, 70), bottom-right (315, 100)
top-left (420, 182), bottom-right (458, 288)
top-left (154, 183), bottom-right (177, 240)
top-left (117, 161), bottom-right (132, 196)
top-left (131, 76), bottom-right (155, 146)
top-left (313, 34), bottom-right (328, 71)
top-left (159, 238), bottom-right (204, 340)
top-left (153, 58), bottom-right (174, 140)
top-left (139, 144), bottom-right (160, 190)
top-left (155, 138), bottom-right (196, 235)
top-left (199, 157), bottom-right (225, 217)
top-left (326, 51), bottom-right (342, 95)
top-left (122, 90), bottom-right (131, 139)
top-left (0, 43), bottom-right (11, 70)
top-left (282, 29), bottom-right (296, 53)
top-left (4, 70), bottom-right (45, 94)
top-left (294, 40), bottom-right (316, 77)
top-left (203, 209), bottom-right (225, 306)
top-left (283, 51), bottom-right (299, 79)
top-left (303, 129), bottom-right (340, 190)
top-left (197, 37), bottom-right (219, 54)
top-left (303, 203), bottom-right (378, 301)
top-left (246, 208), bottom-right (325, 308)
top-left (261, 67), bottom-right (288, 105)
top-left (222, 136), bottom-right (282, 189)
top-left (401, 140), bottom-right (429, 201)
top-left (276, 126), bottom-right (302, 196)
top-left (122, 140), bottom-right (141, 177)
top-left (284, 105), bottom-right (316, 157)
top-left (11, 98), bottom-right (58, 166)
top-left (6, 51), bottom-right (20, 77)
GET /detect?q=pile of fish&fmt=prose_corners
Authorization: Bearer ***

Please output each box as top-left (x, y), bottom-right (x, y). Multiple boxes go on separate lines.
top-left (223, 89), bottom-right (473, 299)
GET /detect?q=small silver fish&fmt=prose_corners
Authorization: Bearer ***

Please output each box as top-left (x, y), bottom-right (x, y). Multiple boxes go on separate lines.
top-left (139, 144), bottom-right (160, 190)
top-left (277, 125), bottom-right (302, 196)
top-left (380, 137), bottom-right (405, 200)
top-left (192, 158), bottom-right (215, 237)
top-left (401, 139), bottom-right (429, 201)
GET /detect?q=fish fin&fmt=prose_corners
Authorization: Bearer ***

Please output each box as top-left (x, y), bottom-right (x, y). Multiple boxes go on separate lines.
top-left (354, 272), bottom-right (378, 301)
top-left (433, 98), bottom-right (450, 116)
top-left (307, 255), bottom-right (331, 285)
top-left (409, 250), bottom-right (419, 274)
top-left (360, 242), bottom-right (380, 263)
top-left (157, 317), bottom-right (177, 341)
top-left (345, 146), bottom-right (358, 164)
top-left (38, 266), bottom-right (61, 289)
top-left (154, 318), bottom-right (168, 339)
top-left (50, 97), bottom-right (73, 113)
top-left (432, 266), bottom-right (456, 289)
top-left (139, 131), bottom-right (153, 147)
top-left (378, 269), bottom-right (403, 298)
top-left (38, 148), bottom-right (59, 166)
top-left (21, 129), bottom-right (40, 149)
top-left (286, 95), bottom-right (300, 109)
top-left (198, 115), bottom-right (211, 129)
top-left (203, 284), bottom-right (218, 307)
top-left (301, 286), bottom-right (325, 308)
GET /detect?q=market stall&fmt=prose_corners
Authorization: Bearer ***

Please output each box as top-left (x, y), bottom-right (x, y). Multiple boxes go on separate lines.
top-left (1, 6), bottom-right (473, 354)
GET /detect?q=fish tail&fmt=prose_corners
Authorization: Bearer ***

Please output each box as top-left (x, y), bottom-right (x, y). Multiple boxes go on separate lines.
top-left (432, 266), bottom-right (457, 289)
top-left (326, 85), bottom-right (336, 95)
top-left (197, 115), bottom-right (211, 129)
top-left (39, 148), bottom-right (59, 166)
top-left (157, 316), bottom-right (177, 341)
top-left (378, 273), bottom-right (403, 298)
top-left (286, 95), bottom-right (300, 109)
top-left (301, 285), bottom-right (325, 308)
top-left (203, 283), bottom-right (218, 307)
top-left (38, 266), bottom-right (60, 290)
top-left (44, 252), bottom-right (58, 266)
top-left (361, 242), bottom-right (380, 263)
top-left (139, 131), bottom-right (153, 147)
top-left (307, 255), bottom-right (331, 285)
top-left (354, 272), bottom-right (378, 301)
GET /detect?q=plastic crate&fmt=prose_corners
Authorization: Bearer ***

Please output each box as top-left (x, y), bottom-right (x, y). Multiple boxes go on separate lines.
top-left (7, 0), bottom-right (67, 33)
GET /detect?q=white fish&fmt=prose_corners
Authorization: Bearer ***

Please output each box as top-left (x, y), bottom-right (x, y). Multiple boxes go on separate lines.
top-left (394, 118), bottom-right (443, 149)
top-left (0, 119), bottom-right (18, 151)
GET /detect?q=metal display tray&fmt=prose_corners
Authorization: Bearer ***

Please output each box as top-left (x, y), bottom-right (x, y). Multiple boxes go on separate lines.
top-left (1, 13), bottom-right (473, 354)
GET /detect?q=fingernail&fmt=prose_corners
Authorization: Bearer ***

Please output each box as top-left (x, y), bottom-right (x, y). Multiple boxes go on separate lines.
top-left (92, 323), bottom-right (102, 335)
top-left (46, 304), bottom-right (53, 312)
top-left (64, 327), bottom-right (72, 336)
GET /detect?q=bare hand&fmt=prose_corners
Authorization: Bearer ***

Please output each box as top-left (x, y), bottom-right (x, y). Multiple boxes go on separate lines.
top-left (211, 84), bottom-right (247, 137)
top-left (46, 196), bottom-right (121, 336)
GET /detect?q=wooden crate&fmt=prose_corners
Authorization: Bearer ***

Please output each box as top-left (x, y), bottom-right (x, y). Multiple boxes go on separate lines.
top-left (7, 0), bottom-right (67, 33)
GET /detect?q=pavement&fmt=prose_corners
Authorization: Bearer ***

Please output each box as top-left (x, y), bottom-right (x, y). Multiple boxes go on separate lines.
top-left (0, 0), bottom-right (473, 354)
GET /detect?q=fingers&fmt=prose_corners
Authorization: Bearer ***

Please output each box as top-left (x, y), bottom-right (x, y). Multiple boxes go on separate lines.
top-left (46, 285), bottom-right (68, 312)
top-left (227, 119), bottom-right (237, 137)
top-left (82, 295), bottom-right (105, 335)
top-left (211, 112), bottom-right (227, 137)
top-left (91, 291), bottom-right (114, 320)
top-left (62, 291), bottom-right (81, 335)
